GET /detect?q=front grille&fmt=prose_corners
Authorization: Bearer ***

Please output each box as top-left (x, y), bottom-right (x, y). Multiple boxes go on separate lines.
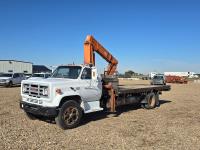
top-left (23, 84), bottom-right (48, 98)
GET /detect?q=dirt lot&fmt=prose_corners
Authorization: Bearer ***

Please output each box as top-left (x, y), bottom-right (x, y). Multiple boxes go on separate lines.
top-left (0, 80), bottom-right (200, 150)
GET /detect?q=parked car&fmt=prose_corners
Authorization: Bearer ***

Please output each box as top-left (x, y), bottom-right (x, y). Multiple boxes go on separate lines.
top-left (151, 74), bottom-right (166, 85)
top-left (25, 74), bottom-right (32, 79)
top-left (29, 73), bottom-right (51, 80)
top-left (0, 73), bottom-right (26, 87)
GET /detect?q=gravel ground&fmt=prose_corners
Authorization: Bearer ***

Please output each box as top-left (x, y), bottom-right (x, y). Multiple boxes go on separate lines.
top-left (0, 80), bottom-right (200, 150)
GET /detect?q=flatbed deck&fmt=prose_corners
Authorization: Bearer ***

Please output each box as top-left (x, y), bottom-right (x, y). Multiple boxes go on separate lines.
top-left (118, 84), bottom-right (171, 94)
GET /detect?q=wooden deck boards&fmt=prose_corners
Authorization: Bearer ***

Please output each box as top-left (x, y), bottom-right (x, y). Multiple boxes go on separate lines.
top-left (118, 84), bottom-right (171, 94)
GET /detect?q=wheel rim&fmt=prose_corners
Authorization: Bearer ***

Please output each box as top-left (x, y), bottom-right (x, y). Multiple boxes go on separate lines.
top-left (63, 106), bottom-right (79, 126)
top-left (149, 95), bottom-right (156, 107)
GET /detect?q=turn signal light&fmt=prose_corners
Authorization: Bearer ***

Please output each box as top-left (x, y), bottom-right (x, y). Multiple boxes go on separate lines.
top-left (56, 88), bottom-right (62, 95)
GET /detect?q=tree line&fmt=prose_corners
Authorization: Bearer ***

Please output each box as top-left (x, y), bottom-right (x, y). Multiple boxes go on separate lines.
top-left (118, 70), bottom-right (143, 78)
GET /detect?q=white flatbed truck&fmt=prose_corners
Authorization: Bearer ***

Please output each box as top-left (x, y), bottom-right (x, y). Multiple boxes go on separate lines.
top-left (20, 35), bottom-right (171, 129)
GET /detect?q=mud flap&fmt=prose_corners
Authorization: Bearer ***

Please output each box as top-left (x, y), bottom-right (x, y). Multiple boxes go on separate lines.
top-left (155, 92), bottom-right (160, 107)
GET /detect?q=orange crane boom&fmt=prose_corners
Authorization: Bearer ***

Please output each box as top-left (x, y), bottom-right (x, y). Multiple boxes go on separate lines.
top-left (84, 35), bottom-right (118, 75)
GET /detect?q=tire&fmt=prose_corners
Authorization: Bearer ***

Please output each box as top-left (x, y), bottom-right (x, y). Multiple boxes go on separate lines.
top-left (6, 81), bottom-right (13, 87)
top-left (55, 100), bottom-right (83, 129)
top-left (25, 112), bottom-right (37, 120)
top-left (143, 93), bottom-right (157, 109)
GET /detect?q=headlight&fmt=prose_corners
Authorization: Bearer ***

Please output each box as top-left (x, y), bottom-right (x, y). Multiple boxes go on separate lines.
top-left (22, 84), bottom-right (28, 92)
top-left (5, 80), bottom-right (10, 83)
top-left (42, 88), bottom-right (48, 96)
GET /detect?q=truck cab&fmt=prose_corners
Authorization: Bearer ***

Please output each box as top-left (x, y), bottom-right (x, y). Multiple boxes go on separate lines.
top-left (151, 74), bottom-right (166, 85)
top-left (20, 65), bottom-right (103, 128)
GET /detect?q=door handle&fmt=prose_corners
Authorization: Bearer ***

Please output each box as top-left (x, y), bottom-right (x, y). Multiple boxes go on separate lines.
top-left (85, 87), bottom-right (94, 89)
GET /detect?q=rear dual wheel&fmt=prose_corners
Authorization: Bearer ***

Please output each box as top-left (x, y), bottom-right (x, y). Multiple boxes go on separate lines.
top-left (142, 92), bottom-right (159, 109)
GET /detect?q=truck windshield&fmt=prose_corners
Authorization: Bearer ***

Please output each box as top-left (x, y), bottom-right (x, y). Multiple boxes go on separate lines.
top-left (51, 66), bottom-right (82, 79)
top-left (153, 76), bottom-right (163, 80)
top-left (0, 74), bottom-right (12, 77)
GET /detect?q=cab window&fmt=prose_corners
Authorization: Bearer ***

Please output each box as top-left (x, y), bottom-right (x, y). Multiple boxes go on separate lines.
top-left (81, 68), bottom-right (91, 79)
top-left (19, 73), bottom-right (24, 77)
top-left (13, 73), bottom-right (19, 78)
top-left (45, 74), bottom-right (50, 78)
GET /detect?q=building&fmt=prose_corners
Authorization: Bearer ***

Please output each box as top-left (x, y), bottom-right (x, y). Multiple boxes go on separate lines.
top-left (33, 65), bottom-right (51, 73)
top-left (0, 60), bottom-right (33, 74)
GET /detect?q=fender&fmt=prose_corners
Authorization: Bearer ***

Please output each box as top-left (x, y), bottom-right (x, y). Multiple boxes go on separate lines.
top-left (53, 90), bottom-right (82, 107)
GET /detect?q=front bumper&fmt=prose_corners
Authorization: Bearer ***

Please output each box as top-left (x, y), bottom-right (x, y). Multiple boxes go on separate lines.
top-left (20, 101), bottom-right (58, 117)
top-left (152, 81), bottom-right (165, 85)
top-left (0, 82), bottom-right (9, 86)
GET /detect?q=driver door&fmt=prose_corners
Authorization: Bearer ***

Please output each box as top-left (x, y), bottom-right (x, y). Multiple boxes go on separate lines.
top-left (79, 67), bottom-right (101, 102)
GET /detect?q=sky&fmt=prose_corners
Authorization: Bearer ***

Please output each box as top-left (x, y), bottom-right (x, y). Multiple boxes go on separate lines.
top-left (0, 0), bottom-right (200, 74)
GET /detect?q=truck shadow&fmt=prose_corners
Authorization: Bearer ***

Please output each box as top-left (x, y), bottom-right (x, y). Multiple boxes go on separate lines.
top-left (37, 99), bottom-right (171, 126)
top-left (159, 99), bottom-right (171, 105)
top-left (80, 104), bottom-right (141, 126)
top-left (80, 99), bottom-right (171, 126)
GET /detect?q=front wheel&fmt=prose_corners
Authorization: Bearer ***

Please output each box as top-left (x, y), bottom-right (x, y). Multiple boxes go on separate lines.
top-left (55, 100), bottom-right (83, 129)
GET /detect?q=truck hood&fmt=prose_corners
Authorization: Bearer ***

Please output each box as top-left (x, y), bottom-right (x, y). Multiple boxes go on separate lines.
top-left (22, 77), bottom-right (78, 86)
top-left (0, 77), bottom-right (11, 80)
top-left (28, 77), bottom-right (45, 80)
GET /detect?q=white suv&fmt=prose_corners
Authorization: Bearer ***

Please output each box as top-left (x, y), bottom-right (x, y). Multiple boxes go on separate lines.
top-left (0, 73), bottom-right (26, 87)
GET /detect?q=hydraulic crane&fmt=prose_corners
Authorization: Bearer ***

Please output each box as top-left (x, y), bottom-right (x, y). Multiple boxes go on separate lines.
top-left (84, 35), bottom-right (118, 75)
